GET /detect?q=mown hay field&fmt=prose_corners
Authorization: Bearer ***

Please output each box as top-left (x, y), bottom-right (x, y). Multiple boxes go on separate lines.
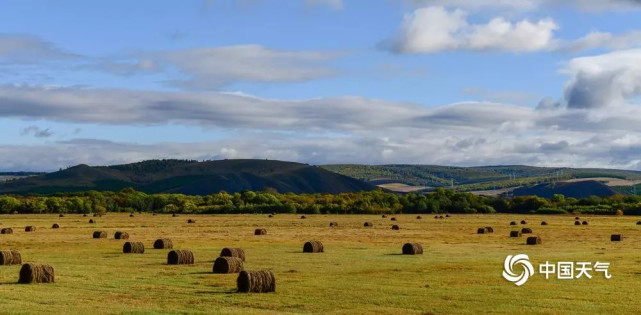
top-left (0, 213), bottom-right (641, 314)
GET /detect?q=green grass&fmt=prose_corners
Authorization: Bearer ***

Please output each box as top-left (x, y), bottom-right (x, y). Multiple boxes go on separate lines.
top-left (1, 213), bottom-right (641, 314)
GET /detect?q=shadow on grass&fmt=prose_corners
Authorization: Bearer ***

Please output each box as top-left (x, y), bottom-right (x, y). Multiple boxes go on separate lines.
top-left (195, 289), bottom-right (237, 295)
top-left (383, 253), bottom-right (404, 256)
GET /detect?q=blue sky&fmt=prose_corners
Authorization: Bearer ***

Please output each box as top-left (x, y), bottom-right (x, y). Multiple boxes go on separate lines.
top-left (2, 0), bottom-right (641, 171)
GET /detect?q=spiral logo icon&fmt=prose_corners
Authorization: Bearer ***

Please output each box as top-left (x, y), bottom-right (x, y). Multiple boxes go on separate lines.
top-left (503, 254), bottom-right (534, 286)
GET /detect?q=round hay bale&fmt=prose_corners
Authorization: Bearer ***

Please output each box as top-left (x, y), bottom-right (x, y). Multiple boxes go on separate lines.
top-left (254, 228), bottom-right (267, 235)
top-left (574, 221), bottom-right (581, 226)
top-left (24, 226), bottom-right (36, 232)
top-left (1, 228), bottom-right (13, 234)
top-left (167, 250), bottom-right (194, 265)
top-left (300, 215), bottom-right (307, 219)
top-left (363, 222), bottom-right (373, 227)
top-left (93, 214), bottom-right (100, 217)
top-left (526, 236), bottom-right (542, 245)
top-left (485, 226), bottom-right (494, 233)
top-left (439, 215), bottom-right (444, 219)
top-left (391, 225), bottom-right (400, 230)
top-left (0, 250), bottom-right (22, 265)
top-left (58, 214), bottom-right (64, 218)
top-left (521, 228), bottom-right (533, 234)
top-left (446, 214), bottom-right (450, 218)
top-left (51, 223), bottom-right (60, 229)
top-left (390, 217), bottom-right (397, 221)
top-left (509, 230), bottom-right (522, 238)
top-left (114, 231), bottom-right (129, 240)
top-left (187, 219), bottom-right (195, 224)
top-left (402, 243), bottom-right (423, 255)
top-left (541, 221), bottom-right (548, 226)
top-left (611, 234), bottom-right (622, 242)
top-left (477, 227), bottom-right (488, 234)
top-left (381, 215), bottom-right (388, 218)
top-left (520, 220), bottom-right (527, 224)
top-left (510, 221), bottom-right (517, 225)
top-left (303, 241), bottom-right (324, 253)
top-left (434, 215), bottom-right (438, 219)
top-left (18, 263), bottom-right (55, 283)
top-left (153, 238), bottom-right (173, 249)
top-left (268, 214), bottom-right (274, 218)
top-left (213, 256), bottom-right (244, 274)
top-left (83, 214), bottom-right (87, 217)
top-left (172, 213), bottom-right (178, 217)
top-left (237, 270), bottom-right (276, 293)
top-left (220, 248), bottom-right (246, 262)
top-left (152, 212), bottom-right (157, 216)
top-left (329, 222), bottom-right (338, 227)
top-left (89, 219), bottom-right (95, 224)
top-left (92, 231), bottom-right (107, 239)
top-left (123, 241), bottom-right (145, 254)
top-left (637, 221), bottom-right (641, 225)
top-left (416, 216), bottom-right (422, 219)
top-left (129, 213), bottom-right (134, 217)
top-left (582, 221), bottom-right (589, 225)
top-left (575, 216), bottom-right (580, 220)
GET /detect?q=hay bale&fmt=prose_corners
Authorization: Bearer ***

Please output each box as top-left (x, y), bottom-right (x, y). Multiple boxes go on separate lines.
top-left (254, 228), bottom-right (267, 235)
top-left (303, 241), bottom-right (324, 253)
top-left (391, 225), bottom-right (400, 230)
top-left (18, 263), bottom-right (55, 284)
top-left (24, 226), bottom-right (36, 232)
top-left (611, 234), bottom-right (622, 242)
top-left (123, 241), bottom-right (145, 254)
top-left (390, 217), bottom-right (397, 221)
top-left (637, 221), bottom-right (641, 225)
top-left (220, 248), bottom-right (246, 262)
top-left (153, 238), bottom-right (173, 249)
top-left (541, 221), bottom-right (548, 226)
top-left (477, 227), bottom-right (488, 234)
top-left (51, 223), bottom-right (60, 229)
top-left (446, 214), bottom-right (450, 218)
top-left (187, 219), bottom-right (195, 224)
top-left (416, 216), bottom-right (422, 219)
top-left (510, 221), bottom-right (517, 225)
top-left (300, 215), bottom-right (307, 219)
top-left (485, 226), bottom-right (494, 233)
top-left (582, 221), bottom-right (589, 225)
top-left (237, 270), bottom-right (276, 293)
top-left (83, 214), bottom-right (87, 217)
top-left (329, 222), bottom-right (338, 227)
top-left (363, 222), bottom-right (373, 227)
top-left (439, 215), bottom-right (444, 219)
top-left (1, 228), bottom-right (13, 234)
top-left (402, 243), bottom-right (423, 255)
top-left (0, 250), bottom-right (22, 265)
top-left (575, 216), bottom-right (580, 220)
top-left (92, 231), bottom-right (107, 239)
top-left (510, 230), bottom-right (522, 238)
top-left (574, 221), bottom-right (581, 226)
top-left (521, 228), bottom-right (533, 234)
top-left (213, 256), bottom-right (244, 274)
top-left (152, 212), bottom-right (157, 216)
top-left (89, 219), bottom-right (95, 224)
top-left (167, 250), bottom-right (194, 265)
top-left (434, 216), bottom-right (438, 219)
top-left (268, 214), bottom-right (274, 218)
top-left (129, 213), bottom-right (134, 217)
top-left (93, 214), bottom-right (100, 217)
top-left (381, 215), bottom-right (388, 218)
top-left (58, 214), bottom-right (64, 218)
top-left (520, 220), bottom-right (527, 224)
top-left (114, 231), bottom-right (129, 240)
top-left (526, 236), bottom-right (541, 245)
top-left (172, 213), bottom-right (178, 217)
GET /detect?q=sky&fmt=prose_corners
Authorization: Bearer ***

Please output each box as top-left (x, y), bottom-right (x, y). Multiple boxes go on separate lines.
top-left (2, 0), bottom-right (641, 171)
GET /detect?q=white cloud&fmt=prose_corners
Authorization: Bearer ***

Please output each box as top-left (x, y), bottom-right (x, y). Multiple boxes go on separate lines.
top-left (388, 6), bottom-right (559, 53)
top-left (566, 31), bottom-right (641, 52)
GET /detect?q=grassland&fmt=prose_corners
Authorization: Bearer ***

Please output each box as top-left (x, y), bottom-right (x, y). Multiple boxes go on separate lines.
top-left (1, 213), bottom-right (641, 314)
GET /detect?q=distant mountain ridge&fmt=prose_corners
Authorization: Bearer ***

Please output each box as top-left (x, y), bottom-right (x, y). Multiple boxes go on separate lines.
top-left (0, 159), bottom-right (375, 195)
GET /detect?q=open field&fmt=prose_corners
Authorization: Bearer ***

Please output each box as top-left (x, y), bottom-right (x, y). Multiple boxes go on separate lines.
top-left (1, 213), bottom-right (641, 314)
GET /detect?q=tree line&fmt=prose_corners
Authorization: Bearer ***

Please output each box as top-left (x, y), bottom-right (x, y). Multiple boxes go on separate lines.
top-left (1, 188), bottom-right (641, 215)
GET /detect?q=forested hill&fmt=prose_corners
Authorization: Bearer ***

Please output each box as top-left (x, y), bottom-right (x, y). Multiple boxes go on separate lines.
top-left (0, 159), bottom-right (375, 195)
top-left (320, 164), bottom-right (641, 190)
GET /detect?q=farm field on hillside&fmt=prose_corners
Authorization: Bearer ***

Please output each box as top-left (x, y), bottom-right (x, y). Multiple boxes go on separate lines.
top-left (0, 213), bottom-right (640, 314)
